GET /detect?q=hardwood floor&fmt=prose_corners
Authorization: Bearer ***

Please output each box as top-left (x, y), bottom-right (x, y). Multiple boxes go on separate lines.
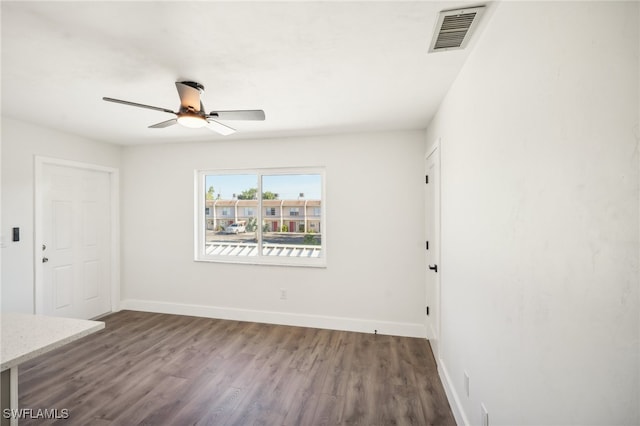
top-left (18, 310), bottom-right (455, 425)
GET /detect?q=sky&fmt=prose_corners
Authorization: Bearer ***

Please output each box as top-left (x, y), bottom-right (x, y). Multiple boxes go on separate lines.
top-left (205, 173), bottom-right (322, 200)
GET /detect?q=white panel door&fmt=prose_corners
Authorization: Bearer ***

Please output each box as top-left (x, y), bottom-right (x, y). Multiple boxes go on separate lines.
top-left (42, 164), bottom-right (111, 319)
top-left (425, 147), bottom-right (441, 357)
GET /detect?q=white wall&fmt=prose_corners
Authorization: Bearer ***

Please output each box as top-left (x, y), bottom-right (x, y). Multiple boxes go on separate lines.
top-left (1, 117), bottom-right (122, 313)
top-left (426, 2), bottom-right (639, 425)
top-left (120, 130), bottom-right (427, 336)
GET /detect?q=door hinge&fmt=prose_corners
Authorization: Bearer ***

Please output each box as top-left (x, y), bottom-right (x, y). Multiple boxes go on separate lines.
top-left (426, 306), bottom-right (430, 316)
top-left (425, 175), bottom-right (429, 184)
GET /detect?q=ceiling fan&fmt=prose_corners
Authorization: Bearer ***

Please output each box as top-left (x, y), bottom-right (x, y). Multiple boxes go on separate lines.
top-left (103, 81), bottom-right (265, 136)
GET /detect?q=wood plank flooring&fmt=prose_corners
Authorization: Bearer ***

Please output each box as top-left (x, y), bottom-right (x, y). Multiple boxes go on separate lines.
top-left (17, 310), bottom-right (455, 425)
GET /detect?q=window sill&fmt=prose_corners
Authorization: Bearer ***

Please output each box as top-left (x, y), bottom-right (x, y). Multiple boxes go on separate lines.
top-left (194, 256), bottom-right (327, 268)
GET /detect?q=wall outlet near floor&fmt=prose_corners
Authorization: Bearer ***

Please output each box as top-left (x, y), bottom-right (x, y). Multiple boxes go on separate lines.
top-left (481, 403), bottom-right (489, 426)
top-left (280, 288), bottom-right (287, 300)
top-left (464, 371), bottom-right (470, 397)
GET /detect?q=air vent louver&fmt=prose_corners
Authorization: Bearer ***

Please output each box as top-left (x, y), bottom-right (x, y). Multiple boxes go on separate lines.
top-left (429, 6), bottom-right (485, 52)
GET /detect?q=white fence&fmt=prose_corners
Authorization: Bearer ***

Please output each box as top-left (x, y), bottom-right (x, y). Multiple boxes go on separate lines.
top-left (205, 242), bottom-right (322, 258)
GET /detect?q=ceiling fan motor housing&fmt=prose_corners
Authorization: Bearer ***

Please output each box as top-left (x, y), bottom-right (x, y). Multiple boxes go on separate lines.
top-left (180, 105), bottom-right (204, 114)
top-left (180, 81), bottom-right (205, 92)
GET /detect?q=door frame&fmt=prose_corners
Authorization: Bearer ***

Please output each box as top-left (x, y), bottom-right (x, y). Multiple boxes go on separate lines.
top-left (425, 140), bottom-right (441, 358)
top-left (34, 156), bottom-right (120, 317)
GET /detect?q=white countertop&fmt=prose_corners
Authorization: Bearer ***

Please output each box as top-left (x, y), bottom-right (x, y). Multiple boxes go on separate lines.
top-left (1, 313), bottom-right (105, 371)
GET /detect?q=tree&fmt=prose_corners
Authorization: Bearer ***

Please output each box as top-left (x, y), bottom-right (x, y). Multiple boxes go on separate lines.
top-left (237, 188), bottom-right (279, 200)
top-left (246, 216), bottom-right (258, 232)
top-left (206, 186), bottom-right (215, 200)
top-left (262, 191), bottom-right (278, 200)
top-left (237, 188), bottom-right (258, 200)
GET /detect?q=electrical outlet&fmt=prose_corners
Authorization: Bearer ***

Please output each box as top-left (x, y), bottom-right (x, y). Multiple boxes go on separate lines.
top-left (464, 371), bottom-right (470, 397)
top-left (481, 403), bottom-right (489, 426)
top-left (280, 288), bottom-right (287, 300)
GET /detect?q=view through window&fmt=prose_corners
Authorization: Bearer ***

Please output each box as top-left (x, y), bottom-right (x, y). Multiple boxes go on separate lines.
top-left (197, 169), bottom-right (324, 266)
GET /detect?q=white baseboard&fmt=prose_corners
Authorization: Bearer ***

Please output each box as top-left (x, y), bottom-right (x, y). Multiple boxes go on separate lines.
top-left (439, 357), bottom-right (469, 426)
top-left (428, 328), bottom-right (439, 365)
top-left (119, 299), bottom-right (426, 338)
top-left (428, 323), bottom-right (437, 341)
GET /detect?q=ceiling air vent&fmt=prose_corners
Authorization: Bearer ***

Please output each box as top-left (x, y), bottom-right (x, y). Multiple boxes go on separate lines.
top-left (429, 6), bottom-right (485, 53)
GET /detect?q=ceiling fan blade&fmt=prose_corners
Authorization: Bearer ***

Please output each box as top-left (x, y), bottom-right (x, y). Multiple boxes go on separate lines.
top-left (149, 119), bottom-right (178, 129)
top-left (209, 110), bottom-right (266, 121)
top-left (103, 97), bottom-right (175, 114)
top-left (175, 82), bottom-right (202, 111)
top-left (206, 119), bottom-right (236, 136)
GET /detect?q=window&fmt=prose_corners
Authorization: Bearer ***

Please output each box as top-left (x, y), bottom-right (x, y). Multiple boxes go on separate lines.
top-left (195, 168), bottom-right (325, 267)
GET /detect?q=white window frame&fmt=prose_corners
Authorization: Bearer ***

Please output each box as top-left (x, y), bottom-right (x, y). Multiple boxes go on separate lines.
top-left (195, 167), bottom-right (326, 267)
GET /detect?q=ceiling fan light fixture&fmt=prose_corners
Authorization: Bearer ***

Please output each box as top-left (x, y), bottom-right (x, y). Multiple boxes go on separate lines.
top-left (177, 113), bottom-right (207, 128)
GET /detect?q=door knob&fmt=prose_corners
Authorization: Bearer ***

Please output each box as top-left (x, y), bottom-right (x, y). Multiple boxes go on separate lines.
top-left (428, 264), bottom-right (438, 273)
top-left (42, 257), bottom-right (49, 263)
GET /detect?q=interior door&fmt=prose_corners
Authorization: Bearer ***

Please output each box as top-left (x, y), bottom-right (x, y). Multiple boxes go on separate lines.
top-left (425, 146), bottom-right (441, 359)
top-left (42, 164), bottom-right (111, 319)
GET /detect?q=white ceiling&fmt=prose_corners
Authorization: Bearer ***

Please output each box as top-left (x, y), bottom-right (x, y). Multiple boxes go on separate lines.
top-left (1, 1), bottom-right (492, 145)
